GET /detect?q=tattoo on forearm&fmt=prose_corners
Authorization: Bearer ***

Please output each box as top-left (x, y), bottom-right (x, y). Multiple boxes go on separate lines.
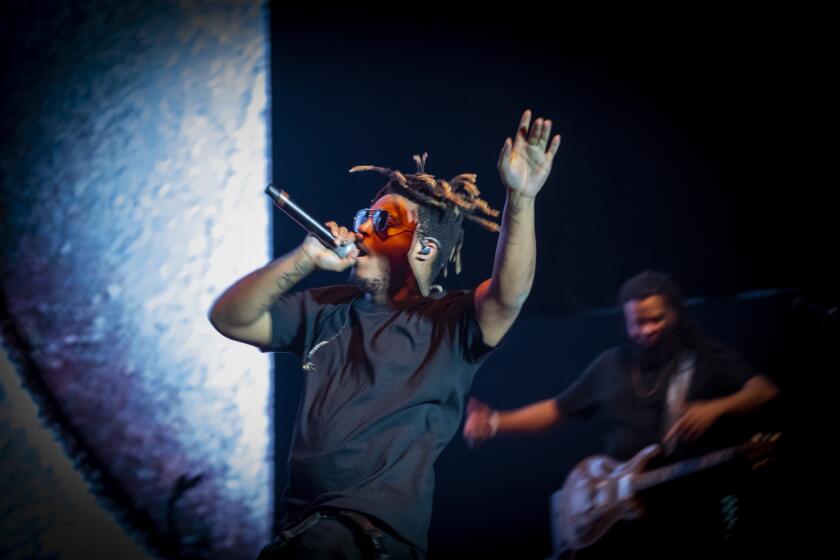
top-left (276, 255), bottom-right (311, 292)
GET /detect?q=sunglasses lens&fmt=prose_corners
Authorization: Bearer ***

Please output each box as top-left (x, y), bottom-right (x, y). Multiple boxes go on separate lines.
top-left (373, 210), bottom-right (391, 232)
top-left (353, 209), bottom-right (368, 232)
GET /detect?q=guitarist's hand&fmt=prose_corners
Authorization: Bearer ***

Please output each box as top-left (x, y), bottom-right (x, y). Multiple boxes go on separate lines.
top-left (664, 401), bottom-right (724, 444)
top-left (463, 397), bottom-right (498, 449)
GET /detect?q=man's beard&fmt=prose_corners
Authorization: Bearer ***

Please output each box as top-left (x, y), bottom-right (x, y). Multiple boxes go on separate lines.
top-left (634, 328), bottom-right (681, 371)
top-left (349, 268), bottom-right (389, 295)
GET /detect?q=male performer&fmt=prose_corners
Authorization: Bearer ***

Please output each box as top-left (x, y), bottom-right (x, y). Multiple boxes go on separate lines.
top-left (464, 270), bottom-right (780, 558)
top-left (211, 111), bottom-right (560, 558)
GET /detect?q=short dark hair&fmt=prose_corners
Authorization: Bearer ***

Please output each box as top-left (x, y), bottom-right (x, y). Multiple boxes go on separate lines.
top-left (617, 270), bottom-right (684, 310)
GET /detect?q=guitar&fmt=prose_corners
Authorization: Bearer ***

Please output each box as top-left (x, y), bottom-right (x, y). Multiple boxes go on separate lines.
top-left (550, 433), bottom-right (780, 551)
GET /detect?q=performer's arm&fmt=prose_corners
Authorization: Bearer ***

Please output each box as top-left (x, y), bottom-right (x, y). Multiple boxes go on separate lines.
top-left (209, 223), bottom-right (360, 347)
top-left (463, 396), bottom-right (565, 448)
top-left (664, 374), bottom-right (779, 443)
top-left (474, 110), bottom-right (561, 346)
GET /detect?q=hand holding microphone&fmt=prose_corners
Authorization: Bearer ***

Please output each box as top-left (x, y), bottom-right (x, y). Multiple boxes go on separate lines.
top-left (265, 184), bottom-right (364, 272)
top-left (301, 221), bottom-right (361, 272)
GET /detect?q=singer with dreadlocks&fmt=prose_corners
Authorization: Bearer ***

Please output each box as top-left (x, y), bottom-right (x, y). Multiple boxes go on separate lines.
top-left (210, 111), bottom-right (560, 559)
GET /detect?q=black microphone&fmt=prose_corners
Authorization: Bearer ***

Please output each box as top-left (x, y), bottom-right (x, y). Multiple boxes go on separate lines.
top-left (265, 184), bottom-right (364, 258)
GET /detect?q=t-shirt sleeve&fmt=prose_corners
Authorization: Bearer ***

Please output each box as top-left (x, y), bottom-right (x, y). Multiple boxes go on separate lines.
top-left (554, 352), bottom-right (611, 420)
top-left (261, 290), bottom-right (312, 357)
top-left (460, 289), bottom-right (502, 363)
top-left (431, 289), bottom-right (500, 364)
top-left (697, 343), bottom-right (758, 396)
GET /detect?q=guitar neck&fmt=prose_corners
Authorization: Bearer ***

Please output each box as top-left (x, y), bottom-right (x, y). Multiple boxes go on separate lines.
top-left (632, 444), bottom-right (744, 493)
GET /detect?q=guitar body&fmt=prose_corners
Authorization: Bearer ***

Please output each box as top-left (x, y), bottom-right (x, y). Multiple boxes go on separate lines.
top-left (555, 444), bottom-right (660, 550)
top-left (551, 433), bottom-right (778, 552)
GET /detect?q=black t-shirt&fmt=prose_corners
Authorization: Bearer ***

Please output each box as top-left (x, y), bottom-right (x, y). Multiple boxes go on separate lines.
top-left (555, 342), bottom-right (756, 461)
top-left (265, 285), bottom-right (494, 552)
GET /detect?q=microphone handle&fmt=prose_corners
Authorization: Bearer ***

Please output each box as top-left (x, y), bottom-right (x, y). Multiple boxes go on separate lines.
top-left (265, 184), bottom-right (362, 258)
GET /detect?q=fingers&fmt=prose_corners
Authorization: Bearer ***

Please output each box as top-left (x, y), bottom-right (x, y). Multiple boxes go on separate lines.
top-left (682, 422), bottom-right (704, 442)
top-left (530, 118), bottom-right (558, 152)
top-left (540, 119), bottom-right (552, 145)
top-left (462, 417), bottom-right (488, 450)
top-left (528, 118), bottom-right (544, 145)
top-left (325, 221), bottom-right (360, 246)
top-left (315, 222), bottom-right (360, 269)
top-left (514, 109), bottom-right (532, 148)
top-left (664, 418), bottom-right (685, 443)
top-left (512, 110), bottom-right (561, 161)
top-left (462, 418), bottom-right (477, 442)
top-left (664, 415), bottom-right (707, 444)
top-left (467, 397), bottom-right (484, 413)
top-left (338, 251), bottom-right (359, 265)
top-left (678, 428), bottom-right (696, 442)
top-left (325, 221), bottom-right (342, 244)
top-left (547, 134), bottom-right (562, 160)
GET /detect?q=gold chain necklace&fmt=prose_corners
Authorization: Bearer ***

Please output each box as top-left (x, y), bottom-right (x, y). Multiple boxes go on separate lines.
top-left (630, 357), bottom-right (677, 399)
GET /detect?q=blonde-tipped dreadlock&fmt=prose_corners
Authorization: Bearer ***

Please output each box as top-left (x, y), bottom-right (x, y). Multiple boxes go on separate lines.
top-left (350, 153), bottom-right (500, 233)
top-left (350, 153), bottom-right (500, 280)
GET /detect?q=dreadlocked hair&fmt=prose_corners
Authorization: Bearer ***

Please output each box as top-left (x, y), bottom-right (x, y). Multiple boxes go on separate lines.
top-left (349, 152), bottom-right (500, 280)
